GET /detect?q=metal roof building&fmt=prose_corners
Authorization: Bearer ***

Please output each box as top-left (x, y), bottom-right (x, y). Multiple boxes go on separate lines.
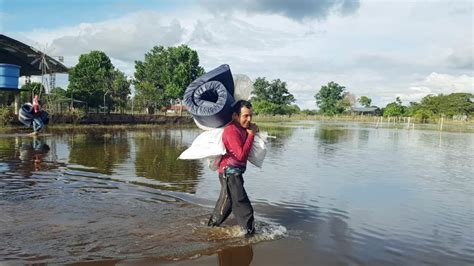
top-left (0, 34), bottom-right (69, 78)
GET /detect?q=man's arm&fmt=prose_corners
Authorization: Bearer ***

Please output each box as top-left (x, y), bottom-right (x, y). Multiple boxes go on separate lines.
top-left (223, 126), bottom-right (254, 162)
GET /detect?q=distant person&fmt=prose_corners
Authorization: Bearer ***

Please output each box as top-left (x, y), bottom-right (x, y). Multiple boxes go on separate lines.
top-left (207, 100), bottom-right (258, 236)
top-left (31, 95), bottom-right (44, 135)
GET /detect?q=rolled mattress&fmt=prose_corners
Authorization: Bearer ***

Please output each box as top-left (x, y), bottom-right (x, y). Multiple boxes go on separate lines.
top-left (38, 110), bottom-right (49, 125)
top-left (18, 103), bottom-right (34, 127)
top-left (18, 103), bottom-right (49, 127)
top-left (184, 80), bottom-right (234, 128)
top-left (183, 64), bottom-right (236, 129)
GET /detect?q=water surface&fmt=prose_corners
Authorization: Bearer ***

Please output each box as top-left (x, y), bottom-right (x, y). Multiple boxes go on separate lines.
top-left (0, 122), bottom-right (473, 265)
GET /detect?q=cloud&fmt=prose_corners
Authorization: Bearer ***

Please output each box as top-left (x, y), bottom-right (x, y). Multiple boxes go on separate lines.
top-left (446, 45), bottom-right (474, 70)
top-left (416, 72), bottom-right (474, 93)
top-left (10, 1), bottom-right (471, 110)
top-left (22, 11), bottom-right (185, 65)
top-left (394, 72), bottom-right (474, 104)
top-left (199, 0), bottom-right (360, 21)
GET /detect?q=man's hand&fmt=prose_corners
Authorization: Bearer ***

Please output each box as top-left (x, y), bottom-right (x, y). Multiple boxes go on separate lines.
top-left (247, 123), bottom-right (259, 135)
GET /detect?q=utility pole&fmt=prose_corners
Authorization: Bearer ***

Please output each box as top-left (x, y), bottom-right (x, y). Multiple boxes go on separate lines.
top-left (103, 90), bottom-right (110, 114)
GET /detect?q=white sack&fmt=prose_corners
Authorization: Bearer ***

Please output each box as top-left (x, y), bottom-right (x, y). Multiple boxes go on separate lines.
top-left (179, 128), bottom-right (268, 170)
top-left (248, 131), bottom-right (268, 168)
top-left (178, 128), bottom-right (226, 159)
top-left (233, 74), bottom-right (253, 101)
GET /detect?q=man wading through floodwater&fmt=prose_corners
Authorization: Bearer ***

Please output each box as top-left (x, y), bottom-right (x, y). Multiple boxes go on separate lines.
top-left (208, 100), bottom-right (258, 236)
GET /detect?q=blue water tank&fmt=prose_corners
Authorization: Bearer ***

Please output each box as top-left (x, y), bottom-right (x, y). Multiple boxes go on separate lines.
top-left (0, 64), bottom-right (21, 90)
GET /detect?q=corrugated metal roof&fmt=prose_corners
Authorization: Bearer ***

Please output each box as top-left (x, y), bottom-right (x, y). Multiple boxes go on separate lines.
top-left (351, 107), bottom-right (378, 112)
top-left (0, 34), bottom-right (69, 76)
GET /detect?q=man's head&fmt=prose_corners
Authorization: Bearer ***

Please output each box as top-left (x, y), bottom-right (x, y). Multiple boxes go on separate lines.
top-left (232, 100), bottom-right (253, 129)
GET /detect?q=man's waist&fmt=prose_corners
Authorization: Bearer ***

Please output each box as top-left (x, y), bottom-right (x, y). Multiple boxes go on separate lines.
top-left (219, 156), bottom-right (247, 173)
top-left (224, 165), bottom-right (246, 175)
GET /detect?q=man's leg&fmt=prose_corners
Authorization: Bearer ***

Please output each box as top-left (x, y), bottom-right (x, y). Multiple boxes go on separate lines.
top-left (32, 118), bottom-right (43, 132)
top-left (226, 173), bottom-right (255, 235)
top-left (208, 173), bottom-right (232, 226)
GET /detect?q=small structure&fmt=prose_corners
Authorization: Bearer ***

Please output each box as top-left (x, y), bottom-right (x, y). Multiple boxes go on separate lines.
top-left (0, 34), bottom-right (69, 114)
top-left (166, 104), bottom-right (187, 114)
top-left (351, 107), bottom-right (381, 116)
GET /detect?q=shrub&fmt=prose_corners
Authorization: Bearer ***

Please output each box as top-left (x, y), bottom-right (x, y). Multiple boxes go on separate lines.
top-left (0, 106), bottom-right (14, 126)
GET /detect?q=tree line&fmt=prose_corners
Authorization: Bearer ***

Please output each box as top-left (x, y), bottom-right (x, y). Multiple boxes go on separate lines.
top-left (8, 45), bottom-right (472, 120)
top-left (313, 81), bottom-right (473, 119)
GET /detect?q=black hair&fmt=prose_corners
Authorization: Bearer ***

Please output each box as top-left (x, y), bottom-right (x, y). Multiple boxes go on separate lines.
top-left (232, 100), bottom-right (252, 115)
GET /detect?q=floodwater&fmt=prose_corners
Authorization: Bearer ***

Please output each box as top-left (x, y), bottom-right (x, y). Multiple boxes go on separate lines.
top-left (0, 122), bottom-right (473, 265)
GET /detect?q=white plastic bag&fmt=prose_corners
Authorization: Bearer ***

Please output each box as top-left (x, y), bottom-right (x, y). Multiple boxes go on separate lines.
top-left (179, 128), bottom-right (268, 170)
top-left (178, 128), bottom-right (226, 159)
top-left (233, 74), bottom-right (254, 101)
top-left (248, 132), bottom-right (268, 168)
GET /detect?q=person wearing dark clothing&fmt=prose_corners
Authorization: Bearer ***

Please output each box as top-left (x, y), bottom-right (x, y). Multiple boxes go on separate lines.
top-left (208, 100), bottom-right (258, 236)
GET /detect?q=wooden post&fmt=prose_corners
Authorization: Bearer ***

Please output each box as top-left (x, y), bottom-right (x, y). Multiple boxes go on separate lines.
top-left (439, 117), bottom-right (444, 131)
top-left (14, 92), bottom-right (20, 115)
top-left (407, 117), bottom-right (411, 129)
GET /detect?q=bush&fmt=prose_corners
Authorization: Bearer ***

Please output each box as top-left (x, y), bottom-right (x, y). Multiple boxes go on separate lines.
top-left (414, 109), bottom-right (434, 122)
top-left (0, 106), bottom-right (15, 126)
top-left (300, 109), bottom-right (318, 115)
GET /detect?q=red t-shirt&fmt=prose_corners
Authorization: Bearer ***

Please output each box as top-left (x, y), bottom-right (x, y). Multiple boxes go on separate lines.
top-left (218, 122), bottom-right (255, 173)
top-left (32, 97), bottom-right (39, 114)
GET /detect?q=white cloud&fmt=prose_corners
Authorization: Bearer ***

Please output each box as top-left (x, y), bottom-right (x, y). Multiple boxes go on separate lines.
top-left (9, 0), bottom-right (473, 110)
top-left (15, 11), bottom-right (185, 70)
top-left (391, 73), bottom-right (474, 105)
top-left (421, 72), bottom-right (473, 92)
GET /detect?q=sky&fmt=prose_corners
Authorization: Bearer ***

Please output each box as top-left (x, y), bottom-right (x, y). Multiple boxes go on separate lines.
top-left (1, 0), bottom-right (473, 109)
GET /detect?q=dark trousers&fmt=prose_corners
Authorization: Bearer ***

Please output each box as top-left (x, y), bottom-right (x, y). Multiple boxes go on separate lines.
top-left (208, 171), bottom-right (255, 234)
top-left (32, 117), bottom-right (44, 132)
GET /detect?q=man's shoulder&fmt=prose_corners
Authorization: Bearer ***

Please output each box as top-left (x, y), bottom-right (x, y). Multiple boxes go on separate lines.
top-left (224, 122), bottom-right (237, 131)
top-left (223, 123), bottom-right (241, 136)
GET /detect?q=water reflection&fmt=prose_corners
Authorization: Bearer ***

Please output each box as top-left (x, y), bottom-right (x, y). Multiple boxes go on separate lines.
top-left (314, 125), bottom-right (353, 158)
top-left (316, 125), bottom-right (352, 144)
top-left (134, 130), bottom-right (203, 193)
top-left (0, 137), bottom-right (17, 163)
top-left (19, 138), bottom-right (50, 173)
top-left (218, 245), bottom-right (253, 266)
top-left (68, 133), bottom-right (130, 175)
top-left (0, 137), bottom-right (54, 176)
top-left (260, 125), bottom-right (295, 152)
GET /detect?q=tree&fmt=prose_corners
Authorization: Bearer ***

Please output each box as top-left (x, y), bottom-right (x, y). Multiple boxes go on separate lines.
top-left (419, 93), bottom-right (474, 117)
top-left (110, 70), bottom-right (131, 113)
top-left (338, 92), bottom-right (356, 113)
top-left (134, 45), bottom-right (204, 113)
top-left (383, 97), bottom-right (405, 117)
top-left (358, 96), bottom-right (372, 107)
top-left (300, 109), bottom-right (318, 115)
top-left (404, 101), bottom-right (421, 117)
top-left (314, 81), bottom-right (346, 115)
top-left (20, 82), bottom-right (45, 104)
top-left (68, 51), bottom-right (114, 111)
top-left (134, 81), bottom-right (162, 114)
top-left (50, 86), bottom-right (67, 97)
top-left (251, 77), bottom-right (296, 115)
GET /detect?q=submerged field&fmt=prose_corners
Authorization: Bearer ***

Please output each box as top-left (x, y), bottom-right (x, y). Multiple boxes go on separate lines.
top-left (1, 121), bottom-right (473, 265)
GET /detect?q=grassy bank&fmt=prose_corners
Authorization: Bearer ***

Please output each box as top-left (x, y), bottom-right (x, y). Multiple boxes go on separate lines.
top-left (2, 113), bottom-right (473, 134)
top-left (254, 114), bottom-right (474, 133)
